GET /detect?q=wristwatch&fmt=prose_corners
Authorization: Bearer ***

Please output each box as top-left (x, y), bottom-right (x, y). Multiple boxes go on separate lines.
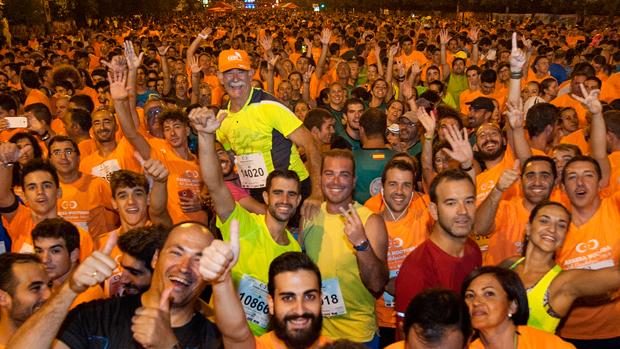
top-left (354, 239), bottom-right (370, 252)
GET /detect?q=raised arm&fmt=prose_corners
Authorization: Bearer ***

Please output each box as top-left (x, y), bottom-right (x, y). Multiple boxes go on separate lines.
top-left (506, 98), bottom-right (532, 165)
top-left (443, 124), bottom-right (476, 183)
top-left (189, 108), bottom-right (236, 222)
top-left (373, 41), bottom-right (384, 78)
top-left (509, 33), bottom-right (526, 104)
top-left (0, 143), bottom-right (19, 221)
top-left (417, 107), bottom-right (437, 193)
top-left (142, 157), bottom-right (173, 227)
top-left (158, 46), bottom-right (172, 96)
top-left (469, 27), bottom-right (480, 66)
top-left (340, 205), bottom-right (388, 296)
top-left (315, 28), bottom-right (331, 80)
top-left (385, 44), bottom-right (398, 85)
top-left (199, 220), bottom-right (254, 349)
top-left (302, 65), bottom-right (315, 106)
top-left (189, 55), bottom-right (201, 105)
top-left (123, 41), bottom-right (143, 130)
top-left (474, 162), bottom-right (520, 236)
top-left (288, 126), bottom-right (323, 220)
top-left (187, 27), bottom-right (212, 59)
top-left (109, 69), bottom-right (152, 160)
top-left (7, 235), bottom-right (118, 349)
top-left (439, 29), bottom-right (451, 80)
top-left (573, 85), bottom-right (610, 187)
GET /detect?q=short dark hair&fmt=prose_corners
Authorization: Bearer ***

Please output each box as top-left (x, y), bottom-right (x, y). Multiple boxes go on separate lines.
top-left (381, 159), bottom-right (415, 184)
top-left (69, 94), bottom-right (95, 113)
top-left (21, 159), bottom-right (59, 190)
top-left (525, 103), bottom-right (559, 137)
top-left (303, 108), bottom-right (334, 132)
top-left (462, 267), bottom-right (529, 326)
top-left (561, 155), bottom-right (602, 184)
top-left (359, 108), bottom-right (387, 138)
top-left (265, 169), bottom-right (301, 193)
top-left (321, 149), bottom-right (356, 175)
top-left (110, 170), bottom-right (149, 198)
top-left (0, 94), bottom-right (18, 113)
top-left (528, 201), bottom-right (571, 224)
top-left (522, 155), bottom-right (557, 181)
top-left (20, 69), bottom-right (40, 89)
top-left (48, 135), bottom-right (80, 156)
top-left (480, 69), bottom-right (497, 83)
top-left (0, 253), bottom-right (42, 295)
top-left (24, 103), bottom-right (52, 126)
top-left (604, 110), bottom-right (620, 139)
top-left (429, 169), bottom-right (474, 204)
top-left (540, 78), bottom-right (557, 93)
top-left (344, 98), bottom-right (364, 113)
top-left (404, 288), bottom-right (472, 348)
top-left (118, 225), bottom-right (168, 272)
top-left (68, 108), bottom-right (93, 133)
top-left (32, 218), bottom-right (80, 253)
top-left (436, 105), bottom-right (464, 129)
top-left (268, 252), bottom-right (321, 297)
top-left (159, 109), bottom-right (190, 127)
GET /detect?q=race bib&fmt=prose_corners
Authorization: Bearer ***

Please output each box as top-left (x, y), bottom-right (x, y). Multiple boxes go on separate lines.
top-left (235, 153), bottom-right (268, 188)
top-left (383, 270), bottom-right (399, 308)
top-left (238, 275), bottom-right (270, 329)
top-left (321, 278), bottom-right (347, 317)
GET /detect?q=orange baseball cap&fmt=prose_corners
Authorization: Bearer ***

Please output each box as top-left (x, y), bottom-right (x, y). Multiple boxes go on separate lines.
top-left (218, 49), bottom-right (251, 72)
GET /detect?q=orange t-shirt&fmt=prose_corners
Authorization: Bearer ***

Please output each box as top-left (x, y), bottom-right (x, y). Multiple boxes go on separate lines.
top-left (365, 192), bottom-right (432, 328)
top-left (6, 205), bottom-right (94, 261)
top-left (77, 138), bottom-right (98, 158)
top-left (600, 72), bottom-right (620, 103)
top-left (150, 143), bottom-right (207, 224)
top-left (483, 196), bottom-right (529, 266)
top-left (79, 137), bottom-right (143, 182)
top-left (459, 89), bottom-right (481, 115)
top-left (559, 129), bottom-right (589, 155)
top-left (24, 88), bottom-right (51, 111)
top-left (384, 341), bottom-right (404, 349)
top-left (76, 86), bottom-right (101, 109)
top-left (476, 147), bottom-right (519, 205)
top-left (57, 173), bottom-right (114, 240)
top-left (397, 51), bottom-right (428, 71)
top-left (556, 192), bottom-right (620, 339)
top-left (255, 331), bottom-right (331, 349)
top-left (51, 118), bottom-right (67, 136)
top-left (551, 94), bottom-right (588, 128)
top-left (469, 326), bottom-right (575, 349)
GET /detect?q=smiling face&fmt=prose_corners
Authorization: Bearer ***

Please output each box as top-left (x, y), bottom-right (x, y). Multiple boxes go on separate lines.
top-left (218, 68), bottom-right (253, 102)
top-left (526, 204), bottom-right (570, 253)
top-left (268, 270), bottom-right (322, 349)
top-left (464, 274), bottom-right (517, 332)
top-left (521, 160), bottom-right (554, 205)
top-left (150, 223), bottom-right (214, 308)
top-left (112, 186), bottom-right (148, 228)
top-left (4, 262), bottom-right (52, 326)
top-left (321, 156), bottom-right (355, 207)
top-left (263, 177), bottom-right (302, 223)
top-left (382, 168), bottom-right (414, 216)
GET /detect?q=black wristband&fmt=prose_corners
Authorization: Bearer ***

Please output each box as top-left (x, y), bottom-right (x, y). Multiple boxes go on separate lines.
top-left (460, 163), bottom-right (473, 172)
top-left (0, 197), bottom-right (18, 213)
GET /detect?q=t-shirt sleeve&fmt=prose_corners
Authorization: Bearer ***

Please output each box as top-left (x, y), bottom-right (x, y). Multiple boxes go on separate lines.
top-left (216, 203), bottom-right (255, 241)
top-left (57, 305), bottom-right (91, 349)
top-left (265, 103), bottom-right (303, 138)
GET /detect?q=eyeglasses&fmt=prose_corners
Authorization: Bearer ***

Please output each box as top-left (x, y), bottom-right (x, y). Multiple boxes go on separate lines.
top-left (51, 149), bottom-right (75, 157)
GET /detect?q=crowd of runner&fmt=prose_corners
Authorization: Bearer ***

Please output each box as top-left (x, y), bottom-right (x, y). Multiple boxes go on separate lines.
top-left (0, 8), bottom-right (617, 349)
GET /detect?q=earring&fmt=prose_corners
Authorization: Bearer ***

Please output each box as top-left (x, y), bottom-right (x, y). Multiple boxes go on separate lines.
top-left (508, 313), bottom-right (513, 318)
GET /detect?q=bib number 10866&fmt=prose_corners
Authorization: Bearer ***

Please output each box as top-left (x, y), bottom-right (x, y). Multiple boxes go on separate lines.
top-left (239, 292), bottom-right (269, 315)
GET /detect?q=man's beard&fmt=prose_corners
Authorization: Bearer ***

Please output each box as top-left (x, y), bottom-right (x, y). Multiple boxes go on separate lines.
top-left (272, 312), bottom-right (323, 349)
top-left (476, 142), bottom-right (505, 162)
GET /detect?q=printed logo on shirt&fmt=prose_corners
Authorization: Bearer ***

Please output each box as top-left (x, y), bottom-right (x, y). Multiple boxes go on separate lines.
top-left (576, 239), bottom-right (600, 253)
top-left (61, 200), bottom-right (78, 210)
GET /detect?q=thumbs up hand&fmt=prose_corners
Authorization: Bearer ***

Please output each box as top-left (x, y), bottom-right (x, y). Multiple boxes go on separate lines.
top-left (69, 231), bottom-right (118, 294)
top-left (131, 286), bottom-right (178, 349)
top-left (199, 219), bottom-right (240, 284)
